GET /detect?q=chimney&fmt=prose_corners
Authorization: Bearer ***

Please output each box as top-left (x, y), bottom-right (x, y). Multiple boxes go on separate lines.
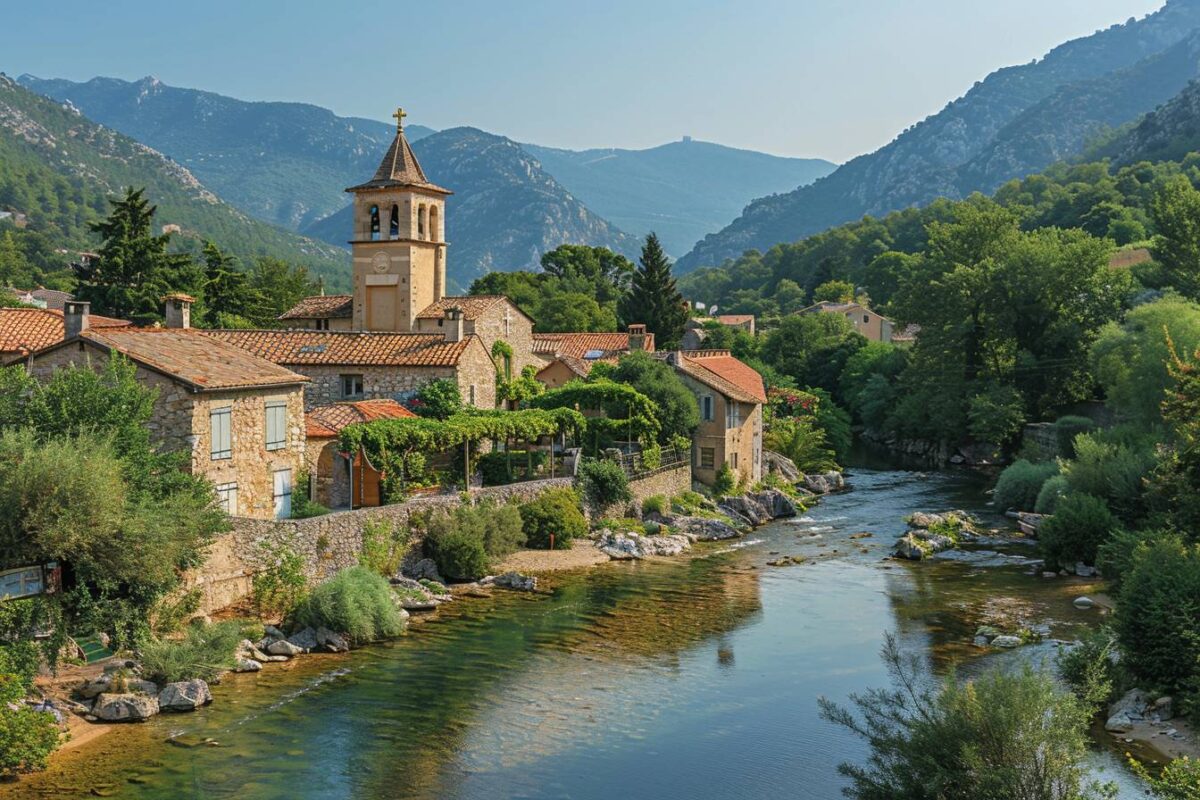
top-left (63, 300), bottom-right (90, 340)
top-left (163, 293), bottom-right (195, 329)
top-left (628, 323), bottom-right (647, 352)
top-left (443, 307), bottom-right (464, 343)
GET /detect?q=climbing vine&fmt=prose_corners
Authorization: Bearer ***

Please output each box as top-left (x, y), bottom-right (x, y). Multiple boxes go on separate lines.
top-left (527, 378), bottom-right (661, 451)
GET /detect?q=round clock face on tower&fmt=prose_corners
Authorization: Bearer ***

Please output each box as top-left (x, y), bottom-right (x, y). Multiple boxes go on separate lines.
top-left (371, 252), bottom-right (389, 274)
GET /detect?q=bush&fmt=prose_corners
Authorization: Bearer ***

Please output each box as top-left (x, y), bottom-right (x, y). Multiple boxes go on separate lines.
top-left (291, 567), bottom-right (406, 645)
top-left (579, 459), bottom-right (631, 509)
top-left (1115, 536), bottom-right (1200, 691)
top-left (1131, 756), bottom-right (1200, 800)
top-left (480, 502), bottom-right (526, 559)
top-left (642, 494), bottom-right (667, 516)
top-left (423, 510), bottom-right (490, 581)
top-left (1057, 627), bottom-right (1124, 709)
top-left (1097, 527), bottom-right (1168, 591)
top-left (764, 416), bottom-right (838, 474)
top-left (137, 620), bottom-right (243, 683)
top-left (1039, 493), bottom-right (1117, 569)
top-left (359, 518), bottom-right (412, 578)
top-left (1034, 474), bottom-right (1071, 514)
top-left (1061, 429), bottom-right (1156, 520)
top-left (820, 634), bottom-right (1106, 800)
top-left (993, 459), bottom-right (1058, 512)
top-left (520, 488), bottom-right (587, 549)
top-left (0, 673), bottom-right (60, 776)
top-left (967, 385), bottom-right (1027, 445)
top-left (407, 378), bottom-right (462, 419)
top-left (251, 540), bottom-right (309, 619)
top-left (712, 463), bottom-right (736, 497)
top-left (1054, 416), bottom-right (1096, 458)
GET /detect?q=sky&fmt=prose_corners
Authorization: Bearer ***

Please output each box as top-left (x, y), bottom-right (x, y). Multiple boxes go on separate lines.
top-left (1, 0), bottom-right (1167, 163)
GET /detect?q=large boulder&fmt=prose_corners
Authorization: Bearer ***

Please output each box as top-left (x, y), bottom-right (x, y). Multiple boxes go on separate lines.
top-left (316, 627), bottom-right (350, 653)
top-left (747, 489), bottom-right (798, 520)
top-left (266, 639), bottom-right (303, 657)
top-left (404, 558), bottom-right (445, 585)
top-left (892, 531), bottom-right (956, 560)
top-left (764, 450), bottom-right (801, 482)
top-left (670, 515), bottom-right (742, 541)
top-left (234, 657), bottom-right (263, 673)
top-left (93, 692), bottom-right (159, 722)
top-left (486, 572), bottom-right (538, 592)
top-left (1105, 689), bottom-right (1150, 732)
top-left (287, 628), bottom-right (319, 653)
top-left (803, 471), bottom-right (844, 495)
top-left (595, 531), bottom-right (692, 560)
top-left (158, 679), bottom-right (213, 713)
top-left (718, 495), bottom-right (768, 527)
top-left (75, 674), bottom-right (113, 700)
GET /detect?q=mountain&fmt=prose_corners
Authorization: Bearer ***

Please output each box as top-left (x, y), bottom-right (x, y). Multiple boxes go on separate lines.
top-left (16, 74), bottom-right (435, 231)
top-left (304, 127), bottom-right (638, 291)
top-left (0, 74), bottom-right (349, 285)
top-left (1097, 77), bottom-right (1200, 165)
top-left (676, 0), bottom-right (1200, 272)
top-left (522, 140), bottom-right (834, 256)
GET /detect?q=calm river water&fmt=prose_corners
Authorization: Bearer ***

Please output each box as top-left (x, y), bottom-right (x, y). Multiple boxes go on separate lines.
top-left (9, 456), bottom-right (1147, 798)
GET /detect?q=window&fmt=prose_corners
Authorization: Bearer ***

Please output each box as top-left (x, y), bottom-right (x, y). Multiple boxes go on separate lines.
top-left (369, 205), bottom-right (380, 241)
top-left (265, 401), bottom-right (287, 451)
top-left (314, 318), bottom-right (330, 331)
top-left (0, 566), bottom-right (44, 600)
top-left (210, 407), bottom-right (231, 460)
top-left (699, 448), bottom-right (715, 469)
top-left (469, 384), bottom-right (477, 406)
top-left (732, 452), bottom-right (739, 470)
top-left (701, 395), bottom-right (714, 422)
top-left (341, 374), bottom-right (364, 399)
top-left (863, 313), bottom-right (870, 324)
top-left (215, 482), bottom-right (238, 515)
top-left (726, 401), bottom-right (742, 429)
top-left (429, 205), bottom-right (439, 242)
top-left (273, 469), bottom-right (293, 520)
top-left (389, 204), bottom-right (400, 239)
top-left (418, 205), bottom-right (427, 239)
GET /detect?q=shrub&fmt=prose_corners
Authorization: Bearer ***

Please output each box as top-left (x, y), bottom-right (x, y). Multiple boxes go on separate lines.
top-left (1061, 429), bottom-right (1156, 520)
top-left (1057, 627), bottom-right (1123, 709)
top-left (993, 459), bottom-right (1058, 512)
top-left (520, 488), bottom-right (587, 549)
top-left (480, 502), bottom-right (526, 559)
top-left (1054, 416), bottom-right (1096, 458)
top-left (291, 567), bottom-right (406, 645)
top-left (642, 494), bottom-right (667, 516)
top-left (252, 540), bottom-right (309, 619)
top-left (0, 672), bottom-right (60, 776)
top-left (137, 620), bottom-right (243, 683)
top-left (359, 518), bottom-right (412, 578)
top-left (764, 416), bottom-right (838, 474)
top-left (820, 634), bottom-right (1106, 800)
top-left (1034, 474), bottom-right (1071, 514)
top-left (424, 510), bottom-right (490, 581)
top-left (712, 463), bottom-right (736, 497)
top-left (1131, 756), bottom-right (1200, 800)
top-left (1039, 493), bottom-right (1117, 569)
top-left (673, 491), bottom-right (708, 514)
top-left (579, 458), bottom-right (631, 509)
top-left (407, 378), bottom-right (462, 419)
top-left (1115, 536), bottom-right (1200, 691)
top-left (967, 385), bottom-right (1027, 445)
top-left (1097, 527), bottom-right (1167, 591)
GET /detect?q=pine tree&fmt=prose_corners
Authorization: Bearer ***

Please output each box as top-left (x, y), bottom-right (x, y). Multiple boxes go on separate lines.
top-left (619, 233), bottom-right (689, 349)
top-left (201, 241), bottom-right (260, 326)
top-left (74, 188), bottom-right (202, 323)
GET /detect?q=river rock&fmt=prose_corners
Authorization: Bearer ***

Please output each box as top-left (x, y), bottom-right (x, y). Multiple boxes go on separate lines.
top-left (764, 449), bottom-right (801, 481)
top-left (990, 635), bottom-right (1023, 649)
top-left (596, 531), bottom-right (691, 559)
top-left (802, 471), bottom-right (844, 495)
top-left (489, 572), bottom-right (538, 592)
top-left (234, 657), bottom-right (263, 673)
top-left (748, 489), bottom-right (798, 519)
top-left (1074, 562), bottom-right (1097, 578)
top-left (405, 558), bottom-right (446, 585)
top-left (893, 531), bottom-right (954, 560)
top-left (1106, 689), bottom-right (1150, 732)
top-left (287, 628), bottom-right (319, 652)
top-left (93, 692), bottom-right (159, 722)
top-left (266, 639), bottom-right (303, 657)
top-left (1073, 596), bottom-right (1095, 609)
top-left (316, 628), bottom-right (350, 653)
top-left (263, 624), bottom-right (287, 640)
top-left (719, 495), bottom-right (768, 526)
top-left (76, 675), bottom-right (112, 700)
top-left (129, 679), bottom-right (159, 696)
top-left (1154, 696), bottom-right (1175, 721)
top-left (669, 515), bottom-right (742, 541)
top-left (158, 680), bottom-right (212, 712)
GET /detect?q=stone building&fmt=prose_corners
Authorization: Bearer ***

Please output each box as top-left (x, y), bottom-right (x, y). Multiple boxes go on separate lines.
top-left (305, 399), bottom-right (417, 509)
top-left (277, 294), bottom-right (353, 331)
top-left (681, 314), bottom-right (755, 350)
top-left (798, 301), bottom-right (895, 343)
top-left (19, 300), bottom-right (309, 520)
top-left (662, 349), bottom-right (765, 487)
top-left (0, 304), bottom-right (130, 360)
top-left (207, 326), bottom-right (498, 410)
top-left (414, 295), bottom-right (539, 376)
top-left (533, 327), bottom-right (655, 388)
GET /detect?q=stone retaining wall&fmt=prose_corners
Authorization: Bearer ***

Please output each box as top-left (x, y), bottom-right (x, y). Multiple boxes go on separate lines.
top-left (624, 464), bottom-right (693, 517)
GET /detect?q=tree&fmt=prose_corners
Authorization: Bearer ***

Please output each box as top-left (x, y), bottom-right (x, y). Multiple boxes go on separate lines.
top-left (247, 256), bottom-right (320, 325)
top-left (761, 313), bottom-right (865, 393)
top-left (812, 279), bottom-right (856, 303)
top-left (539, 244), bottom-right (634, 305)
top-left (201, 241), bottom-right (260, 326)
top-left (73, 188), bottom-right (202, 324)
top-left (619, 233), bottom-right (689, 349)
top-left (610, 351), bottom-right (699, 445)
top-left (1151, 175), bottom-right (1200, 299)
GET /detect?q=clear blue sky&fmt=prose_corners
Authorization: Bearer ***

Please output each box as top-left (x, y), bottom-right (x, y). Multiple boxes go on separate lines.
top-left (2, 0), bottom-right (1166, 162)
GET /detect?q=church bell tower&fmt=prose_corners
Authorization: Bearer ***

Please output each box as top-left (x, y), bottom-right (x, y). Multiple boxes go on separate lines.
top-left (347, 108), bottom-right (451, 332)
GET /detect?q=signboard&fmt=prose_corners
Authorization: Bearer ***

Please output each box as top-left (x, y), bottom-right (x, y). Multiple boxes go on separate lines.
top-left (0, 565), bottom-right (47, 601)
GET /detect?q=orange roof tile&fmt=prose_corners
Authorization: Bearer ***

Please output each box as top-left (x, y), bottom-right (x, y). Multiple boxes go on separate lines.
top-left (416, 295), bottom-right (530, 322)
top-left (0, 307), bottom-right (130, 357)
top-left (531, 331), bottom-right (655, 360)
top-left (207, 329), bottom-right (475, 367)
top-left (306, 399), bottom-right (417, 438)
top-left (279, 294), bottom-right (353, 320)
top-left (676, 350), bottom-right (766, 404)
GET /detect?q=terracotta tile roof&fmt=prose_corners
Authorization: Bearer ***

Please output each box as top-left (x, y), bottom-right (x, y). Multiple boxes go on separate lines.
top-left (675, 350), bottom-right (766, 405)
top-left (306, 399), bottom-right (417, 438)
top-left (416, 295), bottom-right (530, 322)
top-left (207, 329), bottom-right (475, 367)
top-left (535, 354), bottom-right (604, 381)
top-left (531, 331), bottom-right (655, 360)
top-left (0, 307), bottom-right (130, 357)
top-left (279, 294), bottom-right (353, 321)
top-left (6, 288), bottom-right (74, 311)
top-left (716, 314), bottom-right (754, 325)
top-left (75, 328), bottom-right (308, 392)
top-left (348, 126), bottom-right (451, 195)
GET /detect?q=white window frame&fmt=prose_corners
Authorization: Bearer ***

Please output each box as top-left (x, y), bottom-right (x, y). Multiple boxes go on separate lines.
top-left (265, 401), bottom-right (287, 451)
top-left (210, 406), bottom-right (232, 460)
top-left (215, 482), bottom-right (238, 516)
top-left (273, 469), bottom-right (293, 520)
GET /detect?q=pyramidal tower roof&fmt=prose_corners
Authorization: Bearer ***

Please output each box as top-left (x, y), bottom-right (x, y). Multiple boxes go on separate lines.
top-left (347, 107), bottom-right (451, 195)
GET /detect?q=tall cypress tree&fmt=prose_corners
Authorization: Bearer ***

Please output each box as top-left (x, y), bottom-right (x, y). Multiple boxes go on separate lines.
top-left (620, 233), bottom-right (689, 349)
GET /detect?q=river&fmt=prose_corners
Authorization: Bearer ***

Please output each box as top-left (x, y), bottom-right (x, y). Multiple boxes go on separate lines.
top-left (9, 456), bottom-right (1147, 798)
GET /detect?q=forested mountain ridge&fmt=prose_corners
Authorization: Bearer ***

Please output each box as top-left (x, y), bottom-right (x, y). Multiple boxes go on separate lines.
top-left (304, 127), bottom-right (638, 291)
top-left (0, 74), bottom-right (349, 286)
top-left (676, 0), bottom-right (1200, 272)
top-left (1098, 77), bottom-right (1200, 165)
top-left (16, 74), bottom-right (435, 231)
top-left (522, 139), bottom-right (834, 256)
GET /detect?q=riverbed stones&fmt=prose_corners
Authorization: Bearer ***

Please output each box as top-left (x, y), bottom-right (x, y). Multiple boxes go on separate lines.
top-left (158, 680), bottom-right (213, 713)
top-left (316, 628), bottom-right (349, 653)
top-left (93, 692), bottom-right (159, 722)
top-left (287, 628), bottom-right (319, 653)
top-left (1155, 696), bottom-right (1175, 721)
top-left (1105, 689), bottom-right (1150, 732)
top-left (266, 639), bottom-right (303, 657)
top-left (1073, 596), bottom-right (1096, 609)
top-left (990, 635), bottom-right (1023, 649)
top-left (235, 657), bottom-right (263, 672)
top-left (802, 471), bottom-right (844, 495)
top-left (1075, 562), bottom-right (1097, 578)
top-left (484, 572), bottom-right (538, 592)
top-left (748, 489), bottom-right (798, 519)
top-left (596, 531), bottom-right (692, 560)
top-left (668, 515), bottom-right (742, 541)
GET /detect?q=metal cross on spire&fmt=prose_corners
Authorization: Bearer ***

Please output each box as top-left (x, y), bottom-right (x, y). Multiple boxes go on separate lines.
top-left (392, 107), bottom-right (407, 132)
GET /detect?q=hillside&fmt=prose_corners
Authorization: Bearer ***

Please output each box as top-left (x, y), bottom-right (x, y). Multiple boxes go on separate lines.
top-left (676, 0), bottom-right (1200, 272)
top-left (1098, 78), bottom-right (1200, 165)
top-left (0, 74), bottom-right (349, 286)
top-left (304, 127), bottom-right (637, 291)
top-left (16, 74), bottom-right (435, 231)
top-left (522, 139), bottom-right (834, 256)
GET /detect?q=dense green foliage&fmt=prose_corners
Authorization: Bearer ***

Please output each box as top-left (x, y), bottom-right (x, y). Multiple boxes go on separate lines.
top-left (578, 459), bottom-right (632, 510)
top-left (618, 233), bottom-right (689, 349)
top-left (137, 620), bottom-right (243, 683)
top-left (993, 460), bottom-right (1059, 512)
top-left (1131, 756), bottom-right (1200, 800)
top-left (519, 488), bottom-right (588, 549)
top-left (291, 567), bottom-right (406, 644)
top-left (527, 379), bottom-right (660, 452)
top-left (422, 503), bottom-right (525, 581)
top-left (358, 519), bottom-right (412, 578)
top-left (407, 378), bottom-right (463, 419)
top-left (0, 670), bottom-right (60, 777)
top-left (1038, 493), bottom-right (1117, 569)
top-left (607, 351), bottom-right (698, 445)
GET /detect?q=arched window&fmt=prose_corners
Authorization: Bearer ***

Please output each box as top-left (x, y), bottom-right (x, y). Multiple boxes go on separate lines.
top-left (369, 205), bottom-right (380, 241)
top-left (429, 205), bottom-right (439, 242)
top-left (418, 205), bottom-right (427, 239)
top-left (389, 204), bottom-right (400, 239)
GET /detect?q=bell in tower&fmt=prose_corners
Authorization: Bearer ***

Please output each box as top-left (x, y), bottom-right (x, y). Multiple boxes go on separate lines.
top-left (346, 107), bottom-right (451, 332)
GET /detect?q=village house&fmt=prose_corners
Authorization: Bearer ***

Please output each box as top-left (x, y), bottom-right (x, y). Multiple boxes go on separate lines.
top-left (3, 287), bottom-right (75, 311)
top-left (305, 398), bottom-right (417, 510)
top-left (0, 304), bottom-right (131, 360)
top-left (681, 314), bottom-right (756, 349)
top-left (17, 297), bottom-right (309, 520)
top-left (277, 294), bottom-right (354, 331)
top-left (413, 295), bottom-right (539, 375)
top-left (533, 326), bottom-right (655, 388)
top-left (798, 300), bottom-right (896, 343)
top-left (662, 349), bottom-right (765, 487)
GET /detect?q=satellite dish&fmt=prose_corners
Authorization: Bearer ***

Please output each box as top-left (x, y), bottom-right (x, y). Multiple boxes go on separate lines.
top-left (709, 306), bottom-right (719, 316)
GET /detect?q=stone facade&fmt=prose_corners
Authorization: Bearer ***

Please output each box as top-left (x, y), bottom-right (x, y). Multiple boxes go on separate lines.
top-left (677, 370), bottom-right (763, 487)
top-left (535, 358), bottom-right (583, 389)
top-left (413, 299), bottom-right (540, 377)
top-left (625, 464), bottom-right (692, 515)
top-left (26, 341), bottom-right (307, 520)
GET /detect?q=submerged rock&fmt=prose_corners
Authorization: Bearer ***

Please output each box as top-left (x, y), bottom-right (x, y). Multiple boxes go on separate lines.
top-left (484, 572), bottom-right (538, 592)
top-left (158, 680), bottom-right (212, 713)
top-left (990, 635), bottom-right (1023, 649)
